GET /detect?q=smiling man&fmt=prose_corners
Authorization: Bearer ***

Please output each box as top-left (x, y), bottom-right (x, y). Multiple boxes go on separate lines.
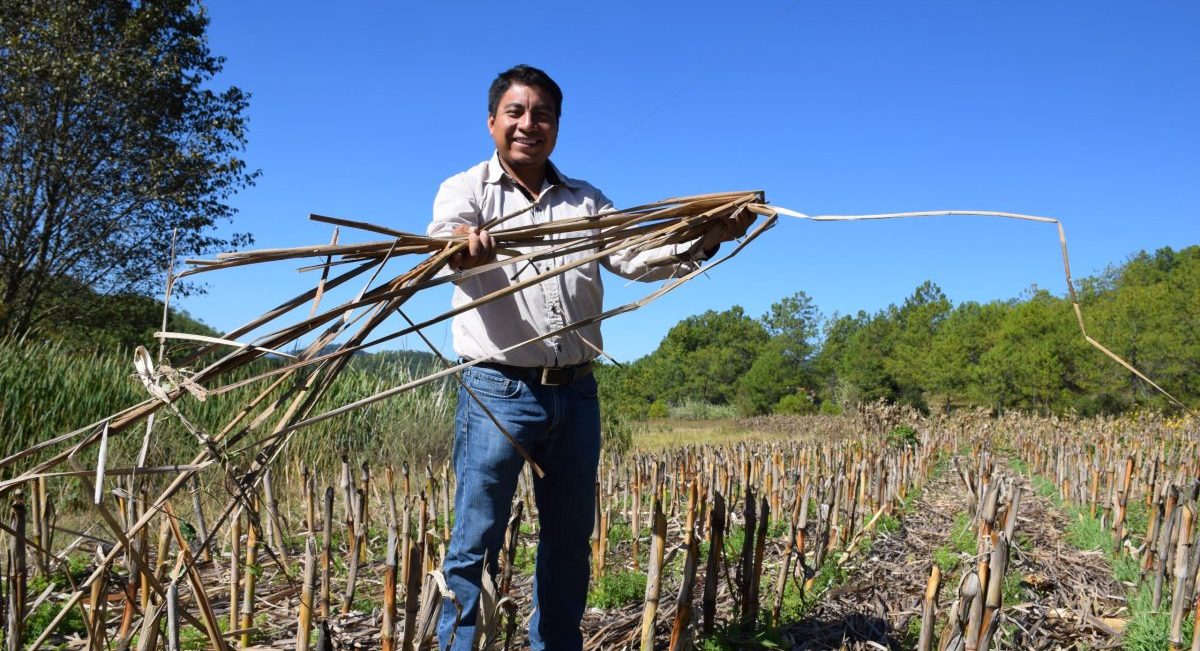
top-left (427, 64), bottom-right (748, 650)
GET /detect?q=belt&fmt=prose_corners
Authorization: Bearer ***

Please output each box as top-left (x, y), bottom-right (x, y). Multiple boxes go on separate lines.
top-left (472, 360), bottom-right (594, 386)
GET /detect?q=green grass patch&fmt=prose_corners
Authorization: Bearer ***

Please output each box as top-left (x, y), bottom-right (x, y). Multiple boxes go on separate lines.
top-left (607, 520), bottom-right (633, 544)
top-left (1122, 585), bottom-right (1194, 651)
top-left (1030, 475), bottom-right (1061, 505)
top-left (1007, 456), bottom-right (1029, 475)
top-left (949, 512), bottom-right (976, 555)
top-left (723, 526), bottom-right (745, 560)
top-left (698, 623), bottom-right (788, 650)
top-left (1123, 499), bottom-right (1149, 538)
top-left (587, 570), bottom-right (647, 609)
top-left (512, 544), bottom-right (536, 575)
top-left (1065, 510), bottom-right (1114, 553)
top-left (932, 511), bottom-right (975, 575)
top-left (23, 598), bottom-right (88, 646)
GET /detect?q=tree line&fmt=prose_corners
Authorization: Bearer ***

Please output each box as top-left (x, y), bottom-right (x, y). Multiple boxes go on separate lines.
top-left (598, 245), bottom-right (1199, 418)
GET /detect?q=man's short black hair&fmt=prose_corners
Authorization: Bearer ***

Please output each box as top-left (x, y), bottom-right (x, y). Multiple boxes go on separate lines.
top-left (488, 64), bottom-right (563, 119)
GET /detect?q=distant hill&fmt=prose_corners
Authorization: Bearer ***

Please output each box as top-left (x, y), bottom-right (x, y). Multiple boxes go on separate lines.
top-left (347, 348), bottom-right (441, 376)
top-left (295, 343), bottom-right (441, 376)
top-left (29, 275), bottom-right (219, 352)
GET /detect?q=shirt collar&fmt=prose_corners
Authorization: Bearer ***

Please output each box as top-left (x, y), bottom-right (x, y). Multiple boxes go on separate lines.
top-left (484, 151), bottom-right (582, 191)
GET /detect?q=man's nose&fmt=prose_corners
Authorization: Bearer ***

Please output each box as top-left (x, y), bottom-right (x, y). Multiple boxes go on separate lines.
top-left (518, 112), bottom-right (537, 130)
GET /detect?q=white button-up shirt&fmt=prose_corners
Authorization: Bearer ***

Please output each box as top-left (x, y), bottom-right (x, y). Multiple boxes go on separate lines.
top-left (428, 153), bottom-right (700, 367)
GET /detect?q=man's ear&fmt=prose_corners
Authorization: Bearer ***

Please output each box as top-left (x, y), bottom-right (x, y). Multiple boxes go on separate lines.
top-left (487, 113), bottom-right (495, 131)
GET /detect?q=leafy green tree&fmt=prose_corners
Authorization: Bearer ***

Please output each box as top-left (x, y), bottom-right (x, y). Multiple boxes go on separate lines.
top-left (812, 311), bottom-right (868, 409)
top-left (0, 0), bottom-right (256, 336)
top-left (762, 291), bottom-right (821, 350)
top-left (838, 312), bottom-right (900, 405)
top-left (925, 300), bottom-right (1006, 409)
top-left (644, 306), bottom-right (768, 405)
top-left (977, 289), bottom-right (1085, 414)
top-left (884, 281), bottom-right (951, 411)
top-left (734, 338), bottom-right (797, 415)
top-left (1076, 247), bottom-right (1200, 412)
top-left (735, 292), bottom-right (821, 415)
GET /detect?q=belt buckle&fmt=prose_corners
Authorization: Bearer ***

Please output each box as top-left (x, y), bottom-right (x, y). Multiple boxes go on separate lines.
top-left (540, 366), bottom-right (571, 386)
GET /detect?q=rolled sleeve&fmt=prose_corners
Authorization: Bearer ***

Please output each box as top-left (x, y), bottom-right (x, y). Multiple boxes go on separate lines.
top-left (428, 173), bottom-right (482, 238)
top-left (597, 195), bottom-right (704, 281)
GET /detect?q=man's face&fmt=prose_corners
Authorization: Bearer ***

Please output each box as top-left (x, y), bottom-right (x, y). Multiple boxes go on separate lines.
top-left (488, 83), bottom-right (558, 173)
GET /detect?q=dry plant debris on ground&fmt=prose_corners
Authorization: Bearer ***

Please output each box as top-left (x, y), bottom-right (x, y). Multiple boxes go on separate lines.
top-left (778, 464), bottom-right (1127, 651)
top-left (40, 460), bottom-right (1124, 650)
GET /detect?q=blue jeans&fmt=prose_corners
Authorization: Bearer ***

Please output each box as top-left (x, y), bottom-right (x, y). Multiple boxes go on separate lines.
top-left (437, 365), bottom-right (601, 651)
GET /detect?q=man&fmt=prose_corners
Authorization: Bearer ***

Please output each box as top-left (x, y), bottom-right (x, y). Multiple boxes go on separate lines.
top-left (427, 64), bottom-right (748, 650)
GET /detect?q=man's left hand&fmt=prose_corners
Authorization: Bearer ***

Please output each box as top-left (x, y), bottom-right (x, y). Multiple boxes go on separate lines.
top-left (695, 210), bottom-right (755, 258)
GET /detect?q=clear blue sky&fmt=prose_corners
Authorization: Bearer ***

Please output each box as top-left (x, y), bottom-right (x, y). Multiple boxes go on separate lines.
top-left (179, 0), bottom-right (1199, 362)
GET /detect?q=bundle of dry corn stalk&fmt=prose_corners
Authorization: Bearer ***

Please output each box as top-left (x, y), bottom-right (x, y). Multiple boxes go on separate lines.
top-left (0, 190), bottom-right (781, 649)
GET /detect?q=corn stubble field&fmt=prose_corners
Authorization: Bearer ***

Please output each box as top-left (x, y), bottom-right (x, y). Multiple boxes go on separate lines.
top-left (1, 195), bottom-right (1196, 650)
top-left (1, 405), bottom-right (1197, 651)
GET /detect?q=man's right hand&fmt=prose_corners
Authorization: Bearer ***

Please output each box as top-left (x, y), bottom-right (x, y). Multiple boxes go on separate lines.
top-left (449, 224), bottom-right (496, 271)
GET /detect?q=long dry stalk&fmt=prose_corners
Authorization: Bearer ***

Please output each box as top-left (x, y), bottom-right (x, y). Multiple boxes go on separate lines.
top-left (640, 498), bottom-right (667, 651)
top-left (297, 535), bottom-right (317, 651)
top-left (381, 526), bottom-right (397, 651)
top-left (1169, 506), bottom-right (1194, 651)
top-left (918, 565), bottom-right (942, 651)
top-left (668, 480), bottom-right (700, 650)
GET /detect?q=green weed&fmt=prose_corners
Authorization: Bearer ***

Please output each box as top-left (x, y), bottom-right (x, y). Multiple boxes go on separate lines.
top-left (512, 544), bottom-right (536, 575)
top-left (933, 545), bottom-right (959, 575)
top-left (23, 598), bottom-right (88, 646)
top-left (587, 570), bottom-right (647, 609)
top-left (607, 521), bottom-right (633, 544)
top-left (877, 514), bottom-right (901, 534)
top-left (949, 512), bottom-right (976, 555)
top-left (886, 425), bottom-right (920, 449)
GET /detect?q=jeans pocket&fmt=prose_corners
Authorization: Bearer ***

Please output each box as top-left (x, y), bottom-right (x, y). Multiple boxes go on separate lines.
top-left (467, 367), bottom-right (521, 399)
top-left (574, 373), bottom-right (599, 400)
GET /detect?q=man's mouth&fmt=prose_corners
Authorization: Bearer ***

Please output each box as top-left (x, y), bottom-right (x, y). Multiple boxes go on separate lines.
top-left (514, 137), bottom-right (542, 147)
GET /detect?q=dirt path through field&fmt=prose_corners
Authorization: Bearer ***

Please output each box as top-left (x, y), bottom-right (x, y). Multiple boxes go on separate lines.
top-left (777, 456), bottom-right (1127, 650)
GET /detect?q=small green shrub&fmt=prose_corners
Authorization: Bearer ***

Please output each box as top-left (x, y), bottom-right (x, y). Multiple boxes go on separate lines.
top-left (24, 597), bottom-right (88, 645)
top-left (774, 392), bottom-right (816, 415)
top-left (668, 398), bottom-right (737, 420)
top-left (647, 399), bottom-right (669, 419)
top-left (877, 514), bottom-right (901, 534)
top-left (587, 570), bottom-right (647, 609)
top-left (886, 425), bottom-right (920, 448)
top-left (607, 521), bottom-right (633, 544)
top-left (818, 400), bottom-right (842, 415)
top-left (933, 545), bottom-right (959, 574)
